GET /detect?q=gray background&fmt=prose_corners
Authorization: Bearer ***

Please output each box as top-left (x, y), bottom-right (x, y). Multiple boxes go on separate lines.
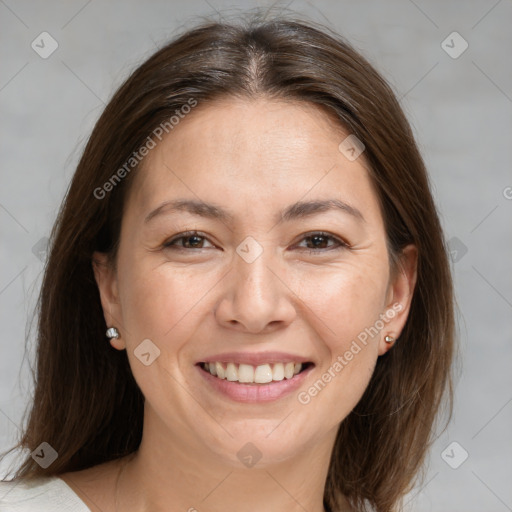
top-left (1, 0), bottom-right (511, 510)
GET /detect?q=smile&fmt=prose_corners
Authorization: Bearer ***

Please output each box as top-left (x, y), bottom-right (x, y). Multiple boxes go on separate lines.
top-left (200, 361), bottom-right (310, 384)
top-left (196, 359), bottom-right (314, 402)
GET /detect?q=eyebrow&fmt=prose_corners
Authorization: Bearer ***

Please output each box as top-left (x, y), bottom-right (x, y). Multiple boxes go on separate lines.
top-left (144, 198), bottom-right (366, 225)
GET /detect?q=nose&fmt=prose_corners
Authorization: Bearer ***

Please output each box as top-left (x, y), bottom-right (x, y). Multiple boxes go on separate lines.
top-left (214, 248), bottom-right (297, 334)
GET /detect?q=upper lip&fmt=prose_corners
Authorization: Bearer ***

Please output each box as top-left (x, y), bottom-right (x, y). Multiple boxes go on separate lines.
top-left (197, 351), bottom-right (314, 366)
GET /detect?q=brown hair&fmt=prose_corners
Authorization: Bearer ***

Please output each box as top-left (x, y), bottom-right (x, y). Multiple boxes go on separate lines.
top-left (1, 10), bottom-right (455, 512)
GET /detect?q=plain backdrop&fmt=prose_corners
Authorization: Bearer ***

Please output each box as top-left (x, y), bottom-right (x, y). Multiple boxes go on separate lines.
top-left (1, 0), bottom-right (511, 510)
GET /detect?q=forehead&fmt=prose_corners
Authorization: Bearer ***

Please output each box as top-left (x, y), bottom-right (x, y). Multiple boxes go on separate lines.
top-left (126, 97), bottom-right (380, 223)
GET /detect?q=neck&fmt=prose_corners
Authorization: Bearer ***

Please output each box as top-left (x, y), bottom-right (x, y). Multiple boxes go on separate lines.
top-left (115, 417), bottom-right (338, 512)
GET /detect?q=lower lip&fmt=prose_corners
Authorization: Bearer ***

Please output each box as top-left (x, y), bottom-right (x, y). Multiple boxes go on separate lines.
top-left (196, 364), bottom-right (314, 403)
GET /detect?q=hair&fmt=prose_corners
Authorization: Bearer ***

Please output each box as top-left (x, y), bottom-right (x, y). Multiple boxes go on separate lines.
top-left (1, 9), bottom-right (456, 512)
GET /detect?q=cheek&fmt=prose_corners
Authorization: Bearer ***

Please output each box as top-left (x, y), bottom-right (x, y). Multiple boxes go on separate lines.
top-left (116, 258), bottom-right (190, 338)
top-left (114, 261), bottom-right (218, 401)
top-left (293, 263), bottom-right (387, 425)
top-left (296, 261), bottom-right (388, 349)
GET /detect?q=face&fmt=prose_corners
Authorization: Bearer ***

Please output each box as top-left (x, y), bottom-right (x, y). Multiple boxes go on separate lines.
top-left (94, 97), bottom-right (417, 468)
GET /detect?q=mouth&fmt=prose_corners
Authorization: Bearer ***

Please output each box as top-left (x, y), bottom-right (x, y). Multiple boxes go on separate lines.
top-left (195, 358), bottom-right (315, 403)
top-left (198, 361), bottom-right (313, 384)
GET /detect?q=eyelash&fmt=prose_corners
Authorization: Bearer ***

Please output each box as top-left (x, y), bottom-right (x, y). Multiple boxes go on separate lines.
top-left (162, 230), bottom-right (349, 255)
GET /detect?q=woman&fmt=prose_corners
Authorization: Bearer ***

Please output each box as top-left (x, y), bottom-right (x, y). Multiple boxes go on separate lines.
top-left (0, 11), bottom-right (455, 512)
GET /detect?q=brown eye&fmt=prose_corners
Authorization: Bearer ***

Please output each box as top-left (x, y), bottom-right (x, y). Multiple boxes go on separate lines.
top-left (162, 231), bottom-right (348, 254)
top-left (296, 232), bottom-right (348, 254)
top-left (163, 231), bottom-right (214, 250)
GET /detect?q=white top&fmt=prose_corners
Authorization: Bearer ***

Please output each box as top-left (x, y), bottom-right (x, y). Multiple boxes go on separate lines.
top-left (0, 476), bottom-right (90, 511)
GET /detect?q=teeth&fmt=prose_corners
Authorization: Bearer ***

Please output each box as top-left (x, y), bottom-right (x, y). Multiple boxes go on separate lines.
top-left (203, 361), bottom-right (305, 383)
top-left (284, 362), bottom-right (295, 379)
top-left (272, 363), bottom-right (284, 381)
top-left (238, 364), bottom-right (254, 383)
top-left (215, 362), bottom-right (225, 379)
top-left (254, 364), bottom-right (273, 384)
top-left (226, 362), bottom-right (238, 381)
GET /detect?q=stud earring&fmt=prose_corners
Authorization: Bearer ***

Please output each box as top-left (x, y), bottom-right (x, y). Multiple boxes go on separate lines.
top-left (106, 327), bottom-right (120, 339)
top-left (384, 335), bottom-right (395, 344)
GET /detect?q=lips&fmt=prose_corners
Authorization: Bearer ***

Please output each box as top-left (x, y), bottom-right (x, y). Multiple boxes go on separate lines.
top-left (196, 360), bottom-right (314, 403)
top-left (196, 351), bottom-right (313, 367)
top-left (195, 350), bottom-right (314, 390)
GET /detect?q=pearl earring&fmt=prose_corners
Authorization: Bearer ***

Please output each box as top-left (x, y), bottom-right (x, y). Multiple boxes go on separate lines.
top-left (384, 335), bottom-right (395, 344)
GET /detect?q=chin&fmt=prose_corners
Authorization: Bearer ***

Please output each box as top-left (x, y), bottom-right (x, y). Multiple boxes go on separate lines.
top-left (197, 420), bottom-right (317, 468)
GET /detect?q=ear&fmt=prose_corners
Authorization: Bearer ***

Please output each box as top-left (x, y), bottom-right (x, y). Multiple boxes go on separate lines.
top-left (92, 251), bottom-right (126, 350)
top-left (378, 244), bottom-right (418, 356)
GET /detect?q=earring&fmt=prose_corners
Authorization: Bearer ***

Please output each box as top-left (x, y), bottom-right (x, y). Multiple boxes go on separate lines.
top-left (384, 335), bottom-right (395, 344)
top-left (106, 327), bottom-right (120, 339)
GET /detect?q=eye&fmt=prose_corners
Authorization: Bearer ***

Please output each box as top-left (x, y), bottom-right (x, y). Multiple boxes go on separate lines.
top-left (162, 230), bottom-right (349, 254)
top-left (294, 232), bottom-right (349, 254)
top-left (163, 231), bottom-right (215, 250)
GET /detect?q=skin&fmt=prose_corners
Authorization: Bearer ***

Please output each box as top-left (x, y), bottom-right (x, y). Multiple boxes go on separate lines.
top-left (60, 97), bottom-right (417, 512)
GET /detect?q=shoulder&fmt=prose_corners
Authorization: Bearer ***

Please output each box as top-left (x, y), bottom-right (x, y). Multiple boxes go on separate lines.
top-left (0, 476), bottom-right (90, 511)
